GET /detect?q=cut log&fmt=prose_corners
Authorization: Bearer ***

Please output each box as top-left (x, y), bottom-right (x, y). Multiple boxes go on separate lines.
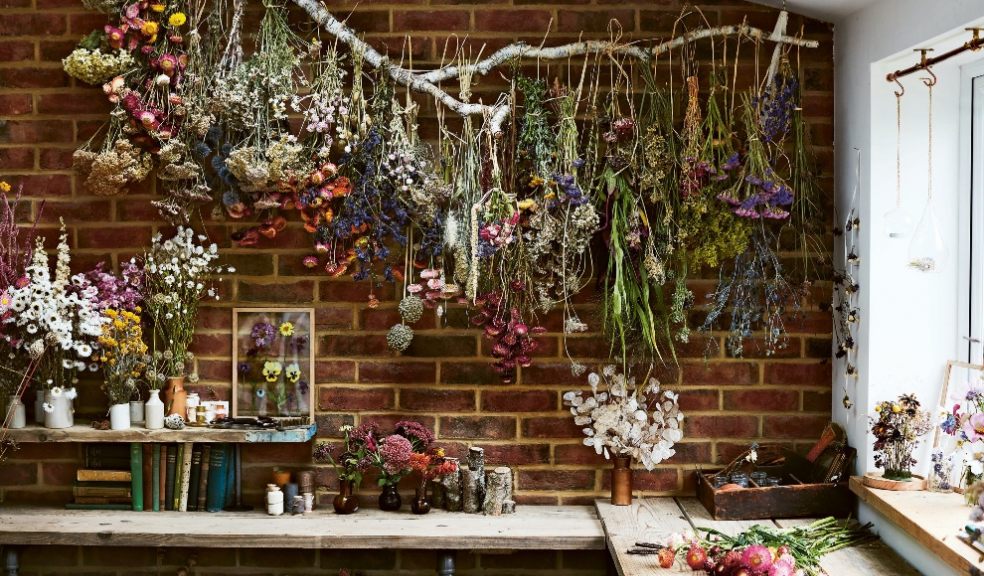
top-left (483, 467), bottom-right (511, 516)
top-left (434, 458), bottom-right (462, 512)
top-left (462, 447), bottom-right (486, 513)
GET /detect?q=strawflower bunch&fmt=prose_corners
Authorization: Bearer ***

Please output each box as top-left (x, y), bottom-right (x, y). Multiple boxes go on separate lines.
top-left (869, 394), bottom-right (932, 480)
top-left (97, 308), bottom-right (148, 405)
top-left (142, 227), bottom-right (233, 376)
top-left (664, 517), bottom-right (871, 576)
top-left (409, 449), bottom-right (458, 493)
top-left (564, 365), bottom-right (684, 470)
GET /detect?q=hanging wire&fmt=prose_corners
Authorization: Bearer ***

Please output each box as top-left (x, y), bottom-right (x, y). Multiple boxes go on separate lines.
top-left (923, 70), bottom-right (936, 201)
top-left (894, 83), bottom-right (904, 208)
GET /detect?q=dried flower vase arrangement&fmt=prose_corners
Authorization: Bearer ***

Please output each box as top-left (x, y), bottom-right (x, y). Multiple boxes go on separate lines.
top-left (864, 394), bottom-right (932, 490)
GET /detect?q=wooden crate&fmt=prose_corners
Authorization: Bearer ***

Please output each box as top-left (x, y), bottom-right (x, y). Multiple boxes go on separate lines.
top-left (695, 452), bottom-right (855, 520)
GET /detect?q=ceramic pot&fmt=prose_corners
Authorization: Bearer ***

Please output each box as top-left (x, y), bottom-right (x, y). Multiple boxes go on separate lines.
top-left (7, 394), bottom-right (26, 429)
top-left (129, 399), bottom-right (145, 425)
top-left (272, 468), bottom-right (292, 487)
top-left (411, 486), bottom-right (431, 515)
top-left (144, 389), bottom-right (165, 430)
top-left (164, 376), bottom-right (187, 420)
top-left (44, 388), bottom-right (74, 429)
top-left (333, 479), bottom-right (359, 514)
top-left (109, 403), bottom-right (131, 430)
top-left (611, 455), bottom-right (633, 506)
top-left (378, 483), bottom-right (402, 511)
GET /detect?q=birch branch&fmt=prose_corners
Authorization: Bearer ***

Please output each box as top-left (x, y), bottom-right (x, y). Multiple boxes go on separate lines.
top-left (291, 0), bottom-right (819, 134)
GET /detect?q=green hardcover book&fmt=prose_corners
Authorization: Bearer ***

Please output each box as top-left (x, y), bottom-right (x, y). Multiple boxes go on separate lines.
top-left (164, 444), bottom-right (176, 511)
top-left (187, 444), bottom-right (203, 510)
top-left (152, 444), bottom-right (160, 512)
top-left (129, 442), bottom-right (143, 512)
top-left (172, 443), bottom-right (184, 511)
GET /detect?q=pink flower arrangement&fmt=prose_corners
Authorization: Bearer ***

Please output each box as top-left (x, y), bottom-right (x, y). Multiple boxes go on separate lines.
top-left (377, 435), bottom-right (413, 477)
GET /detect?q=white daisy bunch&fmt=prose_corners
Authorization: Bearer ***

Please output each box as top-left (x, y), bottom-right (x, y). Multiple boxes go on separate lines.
top-left (563, 365), bottom-right (685, 470)
top-left (2, 228), bottom-right (105, 387)
top-left (143, 227), bottom-right (234, 375)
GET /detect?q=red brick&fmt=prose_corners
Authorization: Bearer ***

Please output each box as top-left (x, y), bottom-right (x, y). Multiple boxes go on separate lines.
top-left (1, 67), bottom-right (69, 88)
top-left (360, 307), bottom-right (402, 330)
top-left (37, 93), bottom-right (110, 115)
top-left (681, 361), bottom-right (759, 386)
top-left (0, 462), bottom-right (37, 485)
top-left (0, 14), bottom-right (67, 36)
top-left (5, 174), bottom-right (71, 196)
top-left (803, 390), bottom-right (832, 412)
top-left (319, 280), bottom-right (396, 303)
top-left (239, 280), bottom-right (315, 303)
top-left (393, 10), bottom-right (469, 32)
top-left (189, 332), bottom-right (232, 357)
top-left (405, 334), bottom-right (476, 357)
top-left (439, 415), bottom-right (516, 439)
top-left (0, 120), bottom-right (73, 144)
top-left (723, 389), bottom-right (799, 411)
top-left (601, 468), bottom-right (679, 492)
top-left (38, 147), bottom-right (74, 169)
top-left (441, 361), bottom-right (501, 385)
top-left (522, 416), bottom-right (581, 439)
top-left (481, 389), bottom-right (557, 412)
top-left (400, 388), bottom-right (475, 411)
top-left (474, 9), bottom-right (553, 32)
top-left (686, 415), bottom-right (759, 438)
top-left (558, 9), bottom-right (635, 33)
top-left (40, 461), bottom-right (76, 486)
top-left (359, 361), bottom-right (435, 384)
top-left (315, 360), bottom-right (357, 383)
top-left (762, 414), bottom-right (829, 439)
top-left (0, 40), bottom-right (33, 62)
top-left (517, 469), bottom-right (595, 491)
top-left (76, 225), bottom-right (152, 248)
top-left (764, 362), bottom-right (831, 386)
top-left (361, 413), bottom-right (436, 433)
top-left (0, 94), bottom-right (33, 115)
top-left (318, 386), bottom-right (394, 411)
top-left (37, 199), bottom-right (112, 223)
top-left (316, 306), bottom-right (355, 330)
top-left (0, 147), bottom-right (33, 169)
top-left (677, 388), bottom-right (719, 411)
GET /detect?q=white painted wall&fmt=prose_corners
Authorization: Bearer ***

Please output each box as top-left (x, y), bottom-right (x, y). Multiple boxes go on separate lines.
top-left (834, 1), bottom-right (984, 573)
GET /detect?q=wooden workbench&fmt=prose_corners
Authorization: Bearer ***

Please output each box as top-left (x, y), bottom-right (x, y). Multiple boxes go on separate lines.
top-left (596, 497), bottom-right (920, 576)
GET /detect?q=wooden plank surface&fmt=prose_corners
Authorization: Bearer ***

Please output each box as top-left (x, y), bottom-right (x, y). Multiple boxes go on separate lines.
top-left (0, 505), bottom-right (605, 550)
top-left (677, 497), bottom-right (762, 536)
top-left (595, 499), bottom-right (693, 576)
top-left (5, 424), bottom-right (317, 443)
top-left (851, 475), bottom-right (984, 574)
top-left (774, 518), bottom-right (919, 576)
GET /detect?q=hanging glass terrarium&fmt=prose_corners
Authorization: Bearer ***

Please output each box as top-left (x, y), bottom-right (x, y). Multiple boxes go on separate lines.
top-left (885, 85), bottom-right (912, 238)
top-left (908, 73), bottom-right (946, 272)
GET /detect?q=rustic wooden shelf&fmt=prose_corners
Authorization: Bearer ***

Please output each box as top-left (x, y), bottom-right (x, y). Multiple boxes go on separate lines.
top-left (850, 475), bottom-right (984, 574)
top-left (0, 505), bottom-right (605, 550)
top-left (5, 423), bottom-right (317, 443)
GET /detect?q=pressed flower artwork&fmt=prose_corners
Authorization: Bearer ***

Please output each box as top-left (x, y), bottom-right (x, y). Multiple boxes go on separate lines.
top-left (231, 308), bottom-right (314, 422)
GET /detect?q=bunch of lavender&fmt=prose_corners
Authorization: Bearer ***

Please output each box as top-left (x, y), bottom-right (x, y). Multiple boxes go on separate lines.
top-left (757, 58), bottom-right (799, 144)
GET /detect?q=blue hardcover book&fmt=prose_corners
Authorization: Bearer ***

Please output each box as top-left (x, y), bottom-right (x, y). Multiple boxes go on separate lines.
top-left (152, 444), bottom-right (160, 512)
top-left (205, 443), bottom-right (228, 513)
top-left (129, 443), bottom-right (143, 512)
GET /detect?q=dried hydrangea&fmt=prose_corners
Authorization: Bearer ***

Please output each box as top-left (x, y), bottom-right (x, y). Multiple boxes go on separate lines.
top-left (62, 48), bottom-right (135, 86)
top-left (386, 323), bottom-right (414, 352)
top-left (398, 294), bottom-right (424, 324)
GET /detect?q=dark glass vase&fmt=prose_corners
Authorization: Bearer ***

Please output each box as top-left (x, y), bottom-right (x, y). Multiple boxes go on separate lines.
top-left (411, 486), bottom-right (431, 515)
top-left (333, 479), bottom-right (359, 515)
top-left (378, 483), bottom-right (402, 511)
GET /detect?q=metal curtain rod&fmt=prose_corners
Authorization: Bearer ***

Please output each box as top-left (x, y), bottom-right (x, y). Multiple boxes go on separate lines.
top-left (886, 28), bottom-right (984, 83)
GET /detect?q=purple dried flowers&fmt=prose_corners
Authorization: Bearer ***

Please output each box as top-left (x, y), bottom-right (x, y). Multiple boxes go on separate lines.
top-left (250, 321), bottom-right (276, 350)
top-left (377, 434), bottom-right (413, 477)
top-left (394, 419), bottom-right (435, 451)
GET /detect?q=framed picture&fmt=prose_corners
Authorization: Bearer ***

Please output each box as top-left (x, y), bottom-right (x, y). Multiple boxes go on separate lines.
top-left (232, 308), bottom-right (315, 423)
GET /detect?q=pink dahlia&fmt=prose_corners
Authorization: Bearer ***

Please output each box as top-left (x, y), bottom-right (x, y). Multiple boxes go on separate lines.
top-left (379, 434), bottom-right (413, 475)
top-left (741, 544), bottom-right (773, 573)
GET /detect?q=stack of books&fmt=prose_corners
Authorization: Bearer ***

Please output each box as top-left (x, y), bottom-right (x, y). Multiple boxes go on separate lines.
top-left (67, 443), bottom-right (235, 512)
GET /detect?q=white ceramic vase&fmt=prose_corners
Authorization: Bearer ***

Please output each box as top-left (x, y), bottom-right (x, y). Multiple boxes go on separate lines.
top-left (44, 388), bottom-right (75, 429)
top-left (109, 403), bottom-right (131, 430)
top-left (129, 399), bottom-right (145, 425)
top-left (145, 389), bottom-right (165, 430)
top-left (7, 394), bottom-right (26, 429)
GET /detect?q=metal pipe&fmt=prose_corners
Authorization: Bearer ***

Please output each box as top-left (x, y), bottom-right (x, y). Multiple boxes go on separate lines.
top-left (886, 29), bottom-right (984, 83)
top-left (436, 551), bottom-right (455, 576)
top-left (4, 547), bottom-right (20, 576)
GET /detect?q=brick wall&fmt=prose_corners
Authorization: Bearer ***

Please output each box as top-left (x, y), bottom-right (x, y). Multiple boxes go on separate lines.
top-left (0, 0), bottom-right (834, 573)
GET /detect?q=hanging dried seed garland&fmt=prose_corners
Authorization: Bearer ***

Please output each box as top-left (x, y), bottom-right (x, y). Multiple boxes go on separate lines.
top-left (63, 1), bottom-right (826, 381)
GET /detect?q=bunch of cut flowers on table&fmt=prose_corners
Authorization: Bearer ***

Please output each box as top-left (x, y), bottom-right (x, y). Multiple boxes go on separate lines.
top-left (313, 423), bottom-right (374, 489)
top-left (563, 365), bottom-right (684, 470)
top-left (648, 518), bottom-right (872, 576)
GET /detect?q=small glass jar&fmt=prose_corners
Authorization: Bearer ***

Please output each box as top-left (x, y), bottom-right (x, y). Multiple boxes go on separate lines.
top-left (729, 472), bottom-right (749, 488)
top-left (766, 476), bottom-right (782, 487)
top-left (927, 449), bottom-right (954, 493)
top-left (750, 471), bottom-right (768, 487)
top-left (712, 475), bottom-right (729, 489)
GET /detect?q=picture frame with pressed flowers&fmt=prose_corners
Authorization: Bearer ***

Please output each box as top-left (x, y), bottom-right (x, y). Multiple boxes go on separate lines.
top-left (231, 308), bottom-right (315, 423)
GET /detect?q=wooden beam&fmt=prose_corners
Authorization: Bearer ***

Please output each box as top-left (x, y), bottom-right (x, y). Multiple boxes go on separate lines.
top-left (4, 424), bottom-right (317, 443)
